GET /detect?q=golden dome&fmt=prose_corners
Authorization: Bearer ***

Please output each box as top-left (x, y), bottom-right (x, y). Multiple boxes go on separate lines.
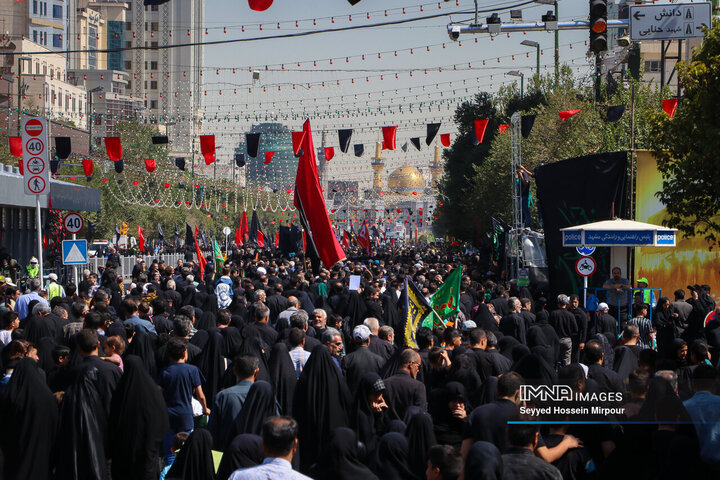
top-left (387, 164), bottom-right (425, 194)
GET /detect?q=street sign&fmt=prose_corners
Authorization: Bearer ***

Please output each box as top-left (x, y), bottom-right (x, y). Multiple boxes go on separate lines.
top-left (63, 212), bottom-right (84, 234)
top-left (576, 246), bottom-right (596, 256)
top-left (62, 240), bottom-right (88, 265)
top-left (629, 2), bottom-right (711, 41)
top-left (222, 226), bottom-right (232, 236)
top-left (22, 116), bottom-right (49, 196)
top-left (575, 256), bottom-right (597, 277)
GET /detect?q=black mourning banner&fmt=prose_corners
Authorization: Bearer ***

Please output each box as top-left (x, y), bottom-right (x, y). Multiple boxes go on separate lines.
top-left (338, 129), bottom-right (353, 153)
top-left (246, 133), bottom-right (261, 158)
top-left (354, 144), bottom-right (364, 157)
top-left (521, 115), bottom-right (536, 139)
top-left (175, 157), bottom-right (186, 171)
top-left (410, 137), bottom-right (421, 151)
top-left (426, 123), bottom-right (441, 145)
top-left (54, 137), bottom-right (71, 159)
top-left (152, 136), bottom-right (169, 144)
top-left (606, 105), bottom-right (627, 123)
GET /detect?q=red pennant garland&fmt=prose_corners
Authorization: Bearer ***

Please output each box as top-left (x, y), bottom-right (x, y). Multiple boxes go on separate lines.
top-left (324, 147), bottom-right (335, 161)
top-left (200, 135), bottom-right (215, 165)
top-left (264, 151), bottom-right (275, 164)
top-left (82, 159), bottom-right (94, 176)
top-left (474, 119), bottom-right (489, 143)
top-left (440, 133), bottom-right (451, 147)
top-left (8, 136), bottom-right (22, 157)
top-left (248, 0), bottom-right (273, 11)
top-left (662, 98), bottom-right (678, 119)
top-left (144, 158), bottom-right (156, 173)
top-left (559, 109), bottom-right (581, 121)
top-left (382, 126), bottom-right (397, 150)
top-left (105, 137), bottom-right (122, 161)
top-left (498, 124), bottom-right (510, 133)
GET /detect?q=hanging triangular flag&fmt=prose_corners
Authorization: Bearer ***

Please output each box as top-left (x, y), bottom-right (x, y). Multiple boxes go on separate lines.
top-left (248, 0), bottom-right (272, 11)
top-left (175, 157), bottom-right (186, 171)
top-left (144, 158), bottom-right (156, 173)
top-left (605, 105), bottom-right (626, 123)
top-left (54, 137), bottom-right (71, 159)
top-left (354, 144), bottom-right (364, 157)
top-left (426, 122), bottom-right (441, 145)
top-left (291, 131), bottom-right (306, 157)
top-left (105, 137), bottom-right (122, 161)
top-left (50, 159), bottom-right (60, 174)
top-left (264, 151), bottom-right (275, 164)
top-left (440, 134), bottom-right (451, 147)
top-left (246, 132), bottom-right (261, 158)
top-left (382, 126), bottom-right (397, 150)
top-left (152, 135), bottom-right (169, 145)
top-left (324, 147), bottom-right (335, 161)
top-left (8, 136), bottom-right (22, 157)
top-left (521, 115), bottom-right (536, 138)
top-left (200, 135), bottom-right (215, 165)
top-left (474, 119), bottom-right (489, 143)
top-left (559, 109), bottom-right (581, 121)
top-left (235, 153), bottom-right (246, 167)
top-left (138, 225), bottom-right (146, 252)
top-left (401, 142), bottom-right (408, 152)
top-left (338, 129), bottom-right (352, 153)
top-left (410, 137), bottom-right (421, 151)
top-left (662, 98), bottom-right (678, 119)
top-left (114, 158), bottom-right (124, 173)
top-left (82, 159), bottom-right (94, 176)
top-left (498, 124), bottom-right (510, 133)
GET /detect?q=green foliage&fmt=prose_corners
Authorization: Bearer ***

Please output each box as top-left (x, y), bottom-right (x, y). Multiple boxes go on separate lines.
top-left (648, 23), bottom-right (720, 245)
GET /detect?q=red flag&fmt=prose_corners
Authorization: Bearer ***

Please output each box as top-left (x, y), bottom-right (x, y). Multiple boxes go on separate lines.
top-left (662, 98), bottom-right (678, 119)
top-left (291, 131), bottom-right (306, 155)
top-left (381, 141), bottom-right (388, 150)
top-left (559, 109), bottom-right (581, 121)
top-left (8, 136), bottom-right (22, 157)
top-left (200, 135), bottom-right (215, 165)
top-left (18, 159), bottom-right (23, 175)
top-left (324, 147), bottom-right (335, 161)
top-left (357, 221), bottom-right (371, 255)
top-left (474, 119), bottom-right (489, 143)
top-left (105, 137), bottom-right (122, 161)
top-left (440, 133), bottom-right (451, 147)
top-left (82, 159), bottom-right (94, 176)
top-left (194, 226), bottom-right (207, 280)
top-left (498, 124), bottom-right (510, 133)
top-left (43, 235), bottom-right (48, 249)
top-left (138, 226), bottom-right (146, 252)
top-left (382, 126), bottom-right (397, 150)
top-left (239, 211), bottom-right (249, 245)
top-left (144, 158), bottom-right (156, 173)
top-left (248, 0), bottom-right (272, 11)
top-left (294, 119), bottom-right (346, 270)
top-left (264, 151), bottom-right (275, 164)
top-left (275, 232), bottom-right (279, 246)
top-left (342, 230), bottom-right (350, 249)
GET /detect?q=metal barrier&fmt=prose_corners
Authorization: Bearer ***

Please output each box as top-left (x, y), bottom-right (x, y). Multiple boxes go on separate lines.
top-left (579, 287), bottom-right (662, 338)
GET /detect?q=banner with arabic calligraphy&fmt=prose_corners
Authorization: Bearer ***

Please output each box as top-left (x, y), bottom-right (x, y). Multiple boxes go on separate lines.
top-left (634, 150), bottom-right (720, 302)
top-left (535, 151), bottom-right (628, 300)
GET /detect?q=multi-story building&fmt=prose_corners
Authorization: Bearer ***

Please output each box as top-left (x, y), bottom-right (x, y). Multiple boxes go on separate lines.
top-left (235, 123), bottom-right (298, 190)
top-left (0, 0), bottom-right (68, 52)
top-left (125, 0), bottom-right (204, 161)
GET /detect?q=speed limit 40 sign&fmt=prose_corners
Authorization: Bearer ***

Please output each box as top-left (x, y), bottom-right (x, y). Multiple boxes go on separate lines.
top-left (63, 213), bottom-right (84, 234)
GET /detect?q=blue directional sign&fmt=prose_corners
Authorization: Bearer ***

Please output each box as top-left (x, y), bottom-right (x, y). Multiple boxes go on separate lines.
top-left (576, 246), bottom-right (596, 256)
top-left (62, 240), bottom-right (87, 265)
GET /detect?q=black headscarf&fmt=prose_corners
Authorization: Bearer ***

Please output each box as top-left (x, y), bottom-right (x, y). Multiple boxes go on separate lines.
top-left (125, 331), bottom-right (158, 380)
top-left (497, 336), bottom-right (520, 360)
top-left (592, 333), bottom-right (615, 368)
top-left (109, 355), bottom-right (169, 480)
top-left (374, 432), bottom-right (417, 480)
top-left (216, 434), bottom-right (263, 480)
top-left (268, 342), bottom-right (297, 416)
top-left (189, 328), bottom-right (210, 351)
top-left (510, 344), bottom-right (530, 364)
top-left (431, 382), bottom-right (467, 448)
top-left (294, 344), bottom-right (352, 473)
top-left (54, 363), bottom-right (109, 480)
top-left (220, 326), bottom-right (243, 358)
top-left (166, 428), bottom-right (216, 480)
top-left (233, 380), bottom-right (277, 436)
top-left (465, 441), bottom-right (503, 480)
top-left (196, 330), bottom-right (228, 406)
top-left (0, 358), bottom-right (58, 480)
top-left (238, 335), bottom-right (271, 383)
top-left (511, 353), bottom-right (557, 386)
top-left (196, 311), bottom-right (217, 331)
top-left (311, 427), bottom-right (380, 480)
top-left (526, 327), bottom-right (555, 368)
top-left (344, 291), bottom-right (368, 328)
top-left (405, 412), bottom-right (437, 480)
top-left (445, 353), bottom-right (482, 407)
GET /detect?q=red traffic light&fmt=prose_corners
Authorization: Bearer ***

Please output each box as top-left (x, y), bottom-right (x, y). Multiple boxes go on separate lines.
top-left (591, 19), bottom-right (607, 33)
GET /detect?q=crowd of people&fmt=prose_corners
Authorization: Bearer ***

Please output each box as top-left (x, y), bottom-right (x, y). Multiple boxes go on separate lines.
top-left (0, 244), bottom-right (719, 480)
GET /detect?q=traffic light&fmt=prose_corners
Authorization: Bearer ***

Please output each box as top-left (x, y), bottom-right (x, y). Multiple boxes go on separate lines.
top-left (589, 0), bottom-right (608, 54)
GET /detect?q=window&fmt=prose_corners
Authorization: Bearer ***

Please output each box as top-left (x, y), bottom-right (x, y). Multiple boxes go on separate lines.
top-left (52, 4), bottom-right (62, 19)
top-left (150, 61), bottom-right (157, 70)
top-left (151, 41), bottom-right (158, 48)
top-left (644, 60), bottom-right (660, 73)
top-left (42, 2), bottom-right (46, 16)
top-left (33, 30), bottom-right (38, 42)
top-left (125, 41), bottom-right (132, 48)
top-left (150, 80), bottom-right (157, 89)
top-left (144, 81), bottom-right (147, 89)
top-left (127, 80), bottom-right (132, 90)
top-left (125, 60), bottom-right (132, 70)
top-left (126, 22), bottom-right (132, 31)
top-left (33, 0), bottom-right (37, 14)
top-left (151, 22), bottom-right (159, 32)
top-left (144, 22), bottom-right (148, 31)
top-left (52, 34), bottom-right (62, 48)
top-left (150, 100), bottom-right (157, 109)
top-left (151, 4), bottom-right (158, 11)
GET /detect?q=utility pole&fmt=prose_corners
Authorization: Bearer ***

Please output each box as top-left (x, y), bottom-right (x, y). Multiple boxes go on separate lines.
top-left (554, 1), bottom-right (559, 81)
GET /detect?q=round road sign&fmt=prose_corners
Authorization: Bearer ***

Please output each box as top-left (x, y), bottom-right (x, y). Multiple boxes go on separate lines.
top-left (63, 212), bottom-right (84, 234)
top-left (576, 246), bottom-right (596, 256)
top-left (26, 156), bottom-right (45, 174)
top-left (27, 176), bottom-right (46, 194)
top-left (575, 256), bottom-right (597, 277)
top-left (25, 118), bottom-right (44, 136)
top-left (25, 138), bottom-right (44, 156)
top-left (222, 226), bottom-right (232, 236)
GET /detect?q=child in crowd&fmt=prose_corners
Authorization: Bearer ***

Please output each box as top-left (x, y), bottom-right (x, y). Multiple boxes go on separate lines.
top-left (159, 431), bottom-right (189, 480)
top-left (102, 335), bottom-right (126, 372)
top-left (0, 311), bottom-right (19, 346)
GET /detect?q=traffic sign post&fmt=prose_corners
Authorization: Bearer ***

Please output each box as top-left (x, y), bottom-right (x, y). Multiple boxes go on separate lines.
top-left (575, 256), bottom-right (597, 310)
top-left (22, 116), bottom-right (50, 280)
top-left (62, 240), bottom-right (88, 265)
top-left (576, 246), bottom-right (596, 257)
top-left (63, 213), bottom-right (84, 234)
top-left (629, 2), bottom-right (711, 41)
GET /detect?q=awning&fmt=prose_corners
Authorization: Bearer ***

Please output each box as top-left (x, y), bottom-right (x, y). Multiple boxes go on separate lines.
top-left (560, 218), bottom-right (677, 247)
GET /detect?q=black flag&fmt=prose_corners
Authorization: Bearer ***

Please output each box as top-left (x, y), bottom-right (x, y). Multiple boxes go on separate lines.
top-left (114, 159), bottom-right (124, 173)
top-left (55, 137), bottom-right (71, 159)
top-left (521, 115), bottom-right (536, 139)
top-left (88, 222), bottom-right (96, 244)
top-left (426, 122), bottom-right (441, 145)
top-left (606, 105), bottom-right (626, 123)
top-left (175, 157), bottom-right (186, 170)
top-left (50, 159), bottom-right (60, 174)
top-left (246, 133), bottom-right (261, 158)
top-left (114, 224), bottom-right (121, 244)
top-left (152, 136), bottom-right (169, 145)
top-left (248, 210), bottom-right (266, 247)
top-left (185, 224), bottom-right (194, 248)
top-left (338, 129), bottom-right (353, 153)
top-left (401, 142), bottom-right (408, 152)
top-left (174, 225), bottom-right (179, 246)
top-left (354, 144), bottom-right (364, 157)
top-left (157, 224), bottom-right (164, 241)
top-left (410, 137), bottom-right (421, 151)
top-left (201, 227), bottom-right (208, 248)
top-left (235, 153), bottom-right (246, 167)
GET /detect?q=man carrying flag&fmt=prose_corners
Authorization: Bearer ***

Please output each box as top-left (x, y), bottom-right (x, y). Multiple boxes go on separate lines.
top-left (193, 226), bottom-right (207, 281)
top-left (427, 266), bottom-right (462, 327)
top-left (400, 277), bottom-right (432, 348)
top-left (138, 225), bottom-right (146, 253)
top-left (212, 237), bottom-right (224, 280)
top-left (236, 211), bottom-right (249, 246)
top-left (357, 221), bottom-right (371, 256)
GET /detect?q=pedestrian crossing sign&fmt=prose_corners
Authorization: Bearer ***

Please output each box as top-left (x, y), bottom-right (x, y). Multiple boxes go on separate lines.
top-left (62, 240), bottom-right (88, 265)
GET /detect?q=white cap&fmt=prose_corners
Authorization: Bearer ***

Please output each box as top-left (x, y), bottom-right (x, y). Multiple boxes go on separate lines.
top-left (353, 325), bottom-right (371, 342)
top-left (44, 273), bottom-right (58, 281)
top-left (29, 257), bottom-right (38, 264)
top-left (598, 302), bottom-right (609, 311)
top-left (256, 266), bottom-right (267, 275)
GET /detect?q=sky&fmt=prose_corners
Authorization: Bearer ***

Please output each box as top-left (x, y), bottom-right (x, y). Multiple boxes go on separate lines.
top-left (199, 0), bottom-right (593, 185)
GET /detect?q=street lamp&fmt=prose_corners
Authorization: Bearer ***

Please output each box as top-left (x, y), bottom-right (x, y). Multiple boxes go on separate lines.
top-left (16, 55), bottom-right (31, 135)
top-left (88, 86), bottom-right (104, 155)
top-left (521, 40), bottom-right (541, 80)
top-left (507, 71), bottom-right (524, 98)
top-left (534, 0), bottom-right (559, 81)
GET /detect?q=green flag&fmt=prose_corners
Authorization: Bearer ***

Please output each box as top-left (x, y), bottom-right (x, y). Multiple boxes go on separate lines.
top-left (213, 237), bottom-right (224, 280)
top-left (429, 266), bottom-right (462, 326)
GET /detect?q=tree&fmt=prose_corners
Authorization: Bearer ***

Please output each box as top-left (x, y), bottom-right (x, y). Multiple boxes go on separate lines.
top-left (649, 23), bottom-right (720, 245)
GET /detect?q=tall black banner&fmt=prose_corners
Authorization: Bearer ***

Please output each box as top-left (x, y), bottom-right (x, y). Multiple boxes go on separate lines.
top-left (535, 151), bottom-right (628, 299)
